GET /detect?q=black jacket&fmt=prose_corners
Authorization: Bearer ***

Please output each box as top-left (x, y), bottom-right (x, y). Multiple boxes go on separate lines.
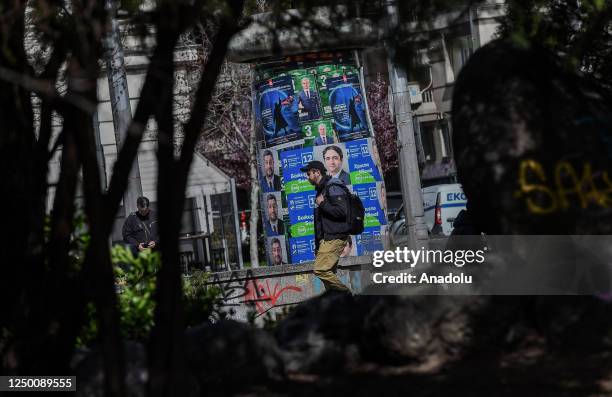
top-left (122, 210), bottom-right (159, 247)
top-left (314, 176), bottom-right (350, 248)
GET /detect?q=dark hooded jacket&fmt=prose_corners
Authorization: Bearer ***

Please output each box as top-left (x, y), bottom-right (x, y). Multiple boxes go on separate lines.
top-left (122, 210), bottom-right (159, 248)
top-left (314, 176), bottom-right (350, 249)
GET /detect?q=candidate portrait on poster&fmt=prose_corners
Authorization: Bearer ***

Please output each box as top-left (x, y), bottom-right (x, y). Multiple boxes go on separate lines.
top-left (296, 74), bottom-right (321, 121)
top-left (263, 192), bottom-right (285, 236)
top-left (267, 236), bottom-right (288, 266)
top-left (313, 143), bottom-right (351, 186)
top-left (260, 149), bottom-right (282, 192)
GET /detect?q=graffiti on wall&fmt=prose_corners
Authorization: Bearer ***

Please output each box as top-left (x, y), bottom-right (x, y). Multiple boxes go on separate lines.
top-left (515, 159), bottom-right (612, 214)
top-left (209, 270), bottom-right (303, 315)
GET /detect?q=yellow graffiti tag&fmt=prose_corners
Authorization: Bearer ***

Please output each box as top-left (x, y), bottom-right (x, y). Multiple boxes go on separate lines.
top-left (517, 159), bottom-right (558, 214)
top-left (517, 159), bottom-right (612, 214)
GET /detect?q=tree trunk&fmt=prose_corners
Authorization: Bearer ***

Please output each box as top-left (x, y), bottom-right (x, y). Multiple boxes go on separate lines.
top-left (249, 123), bottom-right (260, 268)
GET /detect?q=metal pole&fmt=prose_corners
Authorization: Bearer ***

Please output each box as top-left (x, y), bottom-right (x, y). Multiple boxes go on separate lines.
top-left (230, 178), bottom-right (244, 269)
top-left (385, 1), bottom-right (429, 250)
top-left (93, 111), bottom-right (108, 190)
top-left (104, 0), bottom-right (142, 215)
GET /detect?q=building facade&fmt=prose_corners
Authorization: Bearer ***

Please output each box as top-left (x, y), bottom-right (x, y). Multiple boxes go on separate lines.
top-left (362, 0), bottom-right (506, 186)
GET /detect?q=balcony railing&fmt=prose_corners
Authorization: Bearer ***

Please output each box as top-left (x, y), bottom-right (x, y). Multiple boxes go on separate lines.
top-left (422, 88), bottom-right (434, 103)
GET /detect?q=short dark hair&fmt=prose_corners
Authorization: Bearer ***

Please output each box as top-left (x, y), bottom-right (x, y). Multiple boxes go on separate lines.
top-left (263, 150), bottom-right (273, 159)
top-left (323, 145), bottom-right (343, 160)
top-left (267, 194), bottom-right (277, 202)
top-left (271, 237), bottom-right (281, 247)
top-left (136, 196), bottom-right (150, 208)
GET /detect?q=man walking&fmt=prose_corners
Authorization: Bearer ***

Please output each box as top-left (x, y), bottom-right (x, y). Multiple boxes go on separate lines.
top-left (300, 160), bottom-right (350, 292)
top-left (122, 196), bottom-right (159, 255)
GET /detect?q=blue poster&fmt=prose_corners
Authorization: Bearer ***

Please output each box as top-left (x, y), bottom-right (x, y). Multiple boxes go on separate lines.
top-left (352, 183), bottom-right (386, 228)
top-left (280, 146), bottom-right (316, 194)
top-left (255, 76), bottom-right (302, 147)
top-left (345, 139), bottom-right (383, 185)
top-left (289, 236), bottom-right (316, 263)
top-left (286, 191), bottom-right (317, 225)
top-left (355, 227), bottom-right (383, 256)
top-left (286, 191), bottom-right (316, 238)
top-left (326, 74), bottom-right (369, 141)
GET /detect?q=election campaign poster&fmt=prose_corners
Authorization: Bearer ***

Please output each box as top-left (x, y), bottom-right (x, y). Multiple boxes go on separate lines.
top-left (377, 181), bottom-right (389, 225)
top-left (286, 191), bottom-right (316, 235)
top-left (355, 226), bottom-right (384, 256)
top-left (312, 143), bottom-right (352, 186)
top-left (262, 191), bottom-right (286, 237)
top-left (254, 52), bottom-right (387, 266)
top-left (341, 236), bottom-right (357, 258)
top-left (351, 183), bottom-right (387, 229)
top-left (294, 73), bottom-right (322, 122)
top-left (345, 138), bottom-right (383, 185)
top-left (316, 70), bottom-right (339, 117)
top-left (254, 76), bottom-right (302, 147)
top-left (267, 236), bottom-right (288, 266)
top-left (326, 74), bottom-right (370, 141)
top-left (288, 235), bottom-right (316, 264)
top-left (259, 147), bottom-right (283, 193)
top-left (302, 118), bottom-right (337, 146)
top-left (279, 146), bottom-right (316, 195)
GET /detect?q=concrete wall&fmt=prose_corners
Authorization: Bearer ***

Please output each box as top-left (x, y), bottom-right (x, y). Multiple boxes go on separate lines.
top-left (204, 255), bottom-right (372, 322)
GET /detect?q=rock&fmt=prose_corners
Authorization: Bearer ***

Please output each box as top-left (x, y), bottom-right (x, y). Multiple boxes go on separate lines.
top-left (184, 320), bottom-right (285, 390)
top-left (359, 295), bottom-right (488, 368)
top-left (275, 290), bottom-right (362, 373)
top-left (74, 341), bottom-right (150, 397)
top-left (359, 296), bottom-right (436, 363)
top-left (275, 291), bottom-right (490, 373)
top-left (534, 296), bottom-right (612, 350)
top-left (452, 39), bottom-right (612, 235)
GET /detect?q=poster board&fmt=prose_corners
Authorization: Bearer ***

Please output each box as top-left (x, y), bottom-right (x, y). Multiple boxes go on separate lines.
top-left (254, 52), bottom-right (387, 265)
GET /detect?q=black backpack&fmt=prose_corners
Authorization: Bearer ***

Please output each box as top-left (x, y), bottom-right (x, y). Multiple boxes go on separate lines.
top-left (324, 182), bottom-right (365, 235)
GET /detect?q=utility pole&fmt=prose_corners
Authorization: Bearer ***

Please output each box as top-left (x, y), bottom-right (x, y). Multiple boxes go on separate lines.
top-left (385, 1), bottom-right (429, 250)
top-left (104, 0), bottom-right (142, 215)
top-left (93, 111), bottom-right (108, 190)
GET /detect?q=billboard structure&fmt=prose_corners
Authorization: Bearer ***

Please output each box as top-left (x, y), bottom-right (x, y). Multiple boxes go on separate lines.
top-left (253, 52), bottom-right (387, 266)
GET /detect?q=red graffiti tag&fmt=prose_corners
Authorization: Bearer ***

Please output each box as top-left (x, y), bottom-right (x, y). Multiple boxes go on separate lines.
top-left (244, 279), bottom-right (302, 315)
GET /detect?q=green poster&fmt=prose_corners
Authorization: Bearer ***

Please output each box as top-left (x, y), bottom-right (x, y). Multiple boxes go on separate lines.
top-left (302, 118), bottom-right (336, 146)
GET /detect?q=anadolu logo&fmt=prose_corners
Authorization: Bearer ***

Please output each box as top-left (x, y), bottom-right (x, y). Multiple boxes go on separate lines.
top-left (355, 172), bottom-right (365, 184)
top-left (360, 144), bottom-right (369, 156)
top-left (298, 225), bottom-right (306, 234)
top-left (291, 185), bottom-right (299, 193)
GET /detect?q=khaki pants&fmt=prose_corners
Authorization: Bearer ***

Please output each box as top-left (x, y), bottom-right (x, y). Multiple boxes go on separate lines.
top-left (314, 239), bottom-right (350, 292)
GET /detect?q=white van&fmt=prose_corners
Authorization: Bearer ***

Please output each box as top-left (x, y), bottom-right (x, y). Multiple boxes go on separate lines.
top-left (422, 183), bottom-right (467, 236)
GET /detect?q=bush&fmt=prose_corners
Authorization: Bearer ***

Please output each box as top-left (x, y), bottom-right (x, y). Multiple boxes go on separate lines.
top-left (77, 245), bottom-right (227, 346)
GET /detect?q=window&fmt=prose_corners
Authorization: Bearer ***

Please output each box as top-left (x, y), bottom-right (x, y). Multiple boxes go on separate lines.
top-left (420, 123), bottom-right (436, 164)
top-left (449, 36), bottom-right (471, 77)
top-left (440, 122), bottom-right (453, 159)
